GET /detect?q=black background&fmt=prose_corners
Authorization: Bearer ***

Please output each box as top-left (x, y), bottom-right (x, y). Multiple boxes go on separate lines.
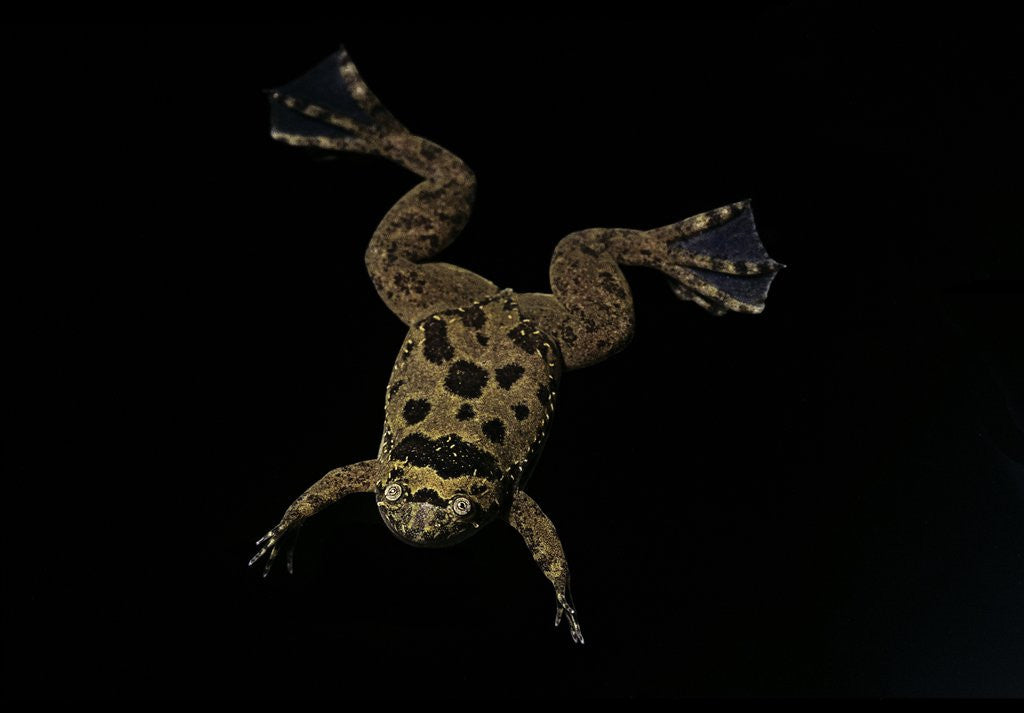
top-left (7, 14), bottom-right (1023, 699)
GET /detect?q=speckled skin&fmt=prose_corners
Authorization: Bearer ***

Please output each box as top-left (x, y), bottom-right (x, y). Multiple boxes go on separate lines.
top-left (250, 46), bottom-right (781, 644)
top-left (378, 292), bottom-right (560, 546)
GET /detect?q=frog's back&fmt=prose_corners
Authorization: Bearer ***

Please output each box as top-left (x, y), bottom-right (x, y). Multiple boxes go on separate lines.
top-left (382, 290), bottom-right (561, 498)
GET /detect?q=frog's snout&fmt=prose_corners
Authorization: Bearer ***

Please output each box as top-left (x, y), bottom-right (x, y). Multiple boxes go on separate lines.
top-left (408, 501), bottom-right (433, 533)
top-left (378, 499), bottom-right (476, 548)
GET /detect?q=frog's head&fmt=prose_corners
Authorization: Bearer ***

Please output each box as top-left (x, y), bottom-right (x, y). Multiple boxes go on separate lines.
top-left (375, 463), bottom-right (505, 548)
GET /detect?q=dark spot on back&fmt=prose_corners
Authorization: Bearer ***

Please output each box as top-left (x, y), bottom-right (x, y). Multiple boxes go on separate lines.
top-left (537, 384), bottom-right (550, 406)
top-left (508, 324), bottom-right (553, 361)
top-left (456, 403), bottom-right (475, 421)
top-left (512, 403), bottom-right (530, 421)
top-left (494, 363), bottom-right (525, 389)
top-left (423, 319), bottom-right (454, 364)
top-left (482, 418), bottom-right (506, 444)
top-left (391, 433), bottom-right (501, 481)
top-left (444, 360), bottom-right (489, 398)
top-left (460, 304), bottom-right (487, 329)
top-left (402, 398), bottom-right (431, 424)
top-left (476, 333), bottom-right (489, 346)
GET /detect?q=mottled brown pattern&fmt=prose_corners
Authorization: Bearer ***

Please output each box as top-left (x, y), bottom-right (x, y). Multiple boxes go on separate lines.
top-left (506, 490), bottom-right (583, 644)
top-left (380, 292), bottom-right (561, 541)
top-left (252, 45), bottom-right (782, 643)
top-left (248, 460), bottom-right (380, 575)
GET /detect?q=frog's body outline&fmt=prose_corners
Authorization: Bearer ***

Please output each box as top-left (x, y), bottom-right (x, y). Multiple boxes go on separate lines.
top-left (378, 293), bottom-right (561, 549)
top-left (249, 46), bottom-right (783, 644)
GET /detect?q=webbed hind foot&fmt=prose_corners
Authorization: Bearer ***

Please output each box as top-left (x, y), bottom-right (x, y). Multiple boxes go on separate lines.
top-left (267, 46), bottom-right (497, 326)
top-left (654, 200), bottom-right (784, 315)
top-left (516, 199), bottom-right (782, 369)
top-left (267, 46), bottom-right (405, 153)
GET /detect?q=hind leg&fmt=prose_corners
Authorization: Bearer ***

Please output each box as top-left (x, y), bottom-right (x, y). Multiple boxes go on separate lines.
top-left (269, 47), bottom-right (497, 326)
top-left (517, 230), bottom-right (638, 372)
top-left (520, 201), bottom-right (782, 371)
top-left (363, 135), bottom-right (497, 325)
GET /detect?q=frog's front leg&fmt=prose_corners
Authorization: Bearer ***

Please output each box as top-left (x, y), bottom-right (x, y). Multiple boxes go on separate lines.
top-left (506, 490), bottom-right (584, 644)
top-left (249, 459), bottom-right (380, 576)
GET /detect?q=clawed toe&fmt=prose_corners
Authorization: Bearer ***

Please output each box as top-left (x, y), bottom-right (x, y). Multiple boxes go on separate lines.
top-left (262, 544), bottom-right (280, 577)
top-left (248, 526), bottom-right (285, 573)
top-left (249, 521), bottom-right (303, 576)
top-left (556, 593), bottom-right (585, 645)
top-left (285, 522), bottom-right (304, 575)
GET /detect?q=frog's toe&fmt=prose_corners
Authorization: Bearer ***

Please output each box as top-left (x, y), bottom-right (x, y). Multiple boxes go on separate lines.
top-left (658, 200), bottom-right (784, 315)
top-left (248, 525), bottom-right (287, 574)
top-left (261, 544), bottom-right (280, 577)
top-left (285, 523), bottom-right (303, 575)
top-left (250, 520), bottom-right (306, 576)
top-left (247, 538), bottom-right (274, 569)
top-left (556, 593), bottom-right (585, 645)
top-left (267, 46), bottom-right (407, 153)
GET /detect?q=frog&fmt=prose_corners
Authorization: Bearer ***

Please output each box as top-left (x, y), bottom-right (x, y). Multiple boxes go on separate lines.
top-left (248, 45), bottom-right (783, 645)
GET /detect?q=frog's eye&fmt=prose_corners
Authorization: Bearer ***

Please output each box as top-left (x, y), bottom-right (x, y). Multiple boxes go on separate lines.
top-left (451, 496), bottom-right (473, 517)
top-left (384, 483), bottom-right (403, 502)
